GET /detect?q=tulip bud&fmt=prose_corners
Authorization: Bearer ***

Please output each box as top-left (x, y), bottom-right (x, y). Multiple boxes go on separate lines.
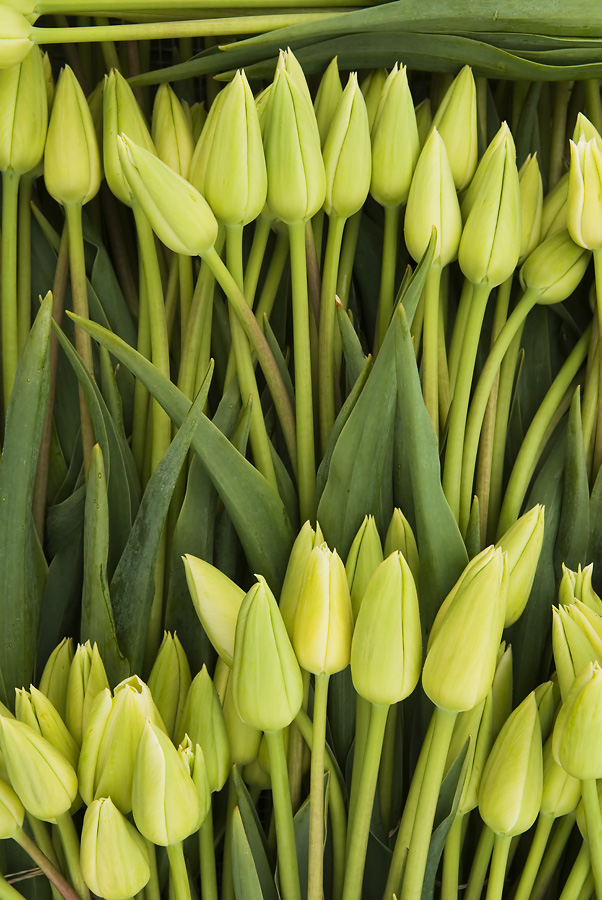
top-left (151, 83), bottom-right (194, 178)
top-left (553, 661), bottom-right (602, 779)
top-left (0, 7), bottom-right (33, 68)
top-left (478, 692), bottom-right (543, 835)
top-left (44, 65), bottom-right (101, 206)
top-left (428, 65), bottom-right (477, 191)
top-left (177, 666), bottom-right (230, 792)
top-left (314, 56), bottom-right (342, 147)
top-left (0, 44), bottom-right (46, 173)
top-left (346, 515), bottom-right (384, 620)
top-left (404, 128), bottom-right (462, 267)
top-left (422, 547), bottom-right (508, 712)
top-left (146, 632), bottom-right (191, 740)
top-left (518, 153), bottom-right (543, 263)
top-left (559, 562), bottom-right (602, 613)
top-left (38, 638), bottom-right (74, 721)
top-left (384, 508), bottom-right (419, 586)
top-left (66, 641), bottom-right (110, 747)
top-left (214, 658), bottom-right (261, 765)
top-left (183, 554), bottom-right (245, 667)
top-left (369, 63), bottom-right (419, 209)
top-left (263, 50), bottom-right (325, 223)
top-left (351, 551), bottom-right (422, 706)
top-left (279, 520), bottom-right (324, 637)
top-left (132, 719), bottom-right (200, 845)
top-left (541, 172), bottom-right (569, 239)
top-left (232, 575), bottom-right (303, 732)
top-left (87, 78), bottom-right (103, 153)
top-left (491, 642), bottom-right (513, 740)
top-left (0, 717), bottom-right (77, 820)
top-left (189, 101), bottom-right (207, 144)
top-left (568, 135), bottom-right (602, 249)
top-left (117, 133), bottom-right (218, 256)
top-left (458, 124), bottom-right (521, 286)
top-left (519, 228), bottom-right (591, 304)
top-left (181, 739), bottom-right (212, 828)
top-left (292, 543), bottom-right (353, 675)
top-left (495, 504), bottom-right (544, 625)
top-left (360, 68), bottom-right (387, 131)
top-left (461, 123), bottom-right (509, 219)
top-left (103, 68), bottom-right (155, 206)
top-left (540, 735), bottom-right (581, 818)
top-left (80, 797), bottom-right (150, 900)
top-left (573, 112), bottom-right (602, 150)
top-left (0, 778), bottom-right (24, 839)
top-left (414, 98), bottom-right (432, 148)
top-left (323, 72), bottom-right (371, 219)
top-left (15, 686), bottom-right (78, 770)
top-left (188, 86), bottom-right (227, 193)
top-left (552, 605), bottom-right (602, 700)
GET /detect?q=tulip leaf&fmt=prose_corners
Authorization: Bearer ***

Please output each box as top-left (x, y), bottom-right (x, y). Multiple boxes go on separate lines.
top-left (588, 463), bottom-right (602, 594)
top-left (554, 389), bottom-right (589, 573)
top-left (394, 305), bottom-right (468, 635)
top-left (232, 807), bottom-right (268, 900)
top-left (337, 302), bottom-right (367, 387)
top-left (109, 366), bottom-right (213, 674)
top-left (232, 767), bottom-right (278, 900)
top-left (70, 314), bottom-right (295, 590)
top-left (0, 294), bottom-right (52, 707)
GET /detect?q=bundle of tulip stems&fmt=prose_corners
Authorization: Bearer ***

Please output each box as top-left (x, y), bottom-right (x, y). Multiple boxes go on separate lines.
top-left (1, 5), bottom-right (602, 900)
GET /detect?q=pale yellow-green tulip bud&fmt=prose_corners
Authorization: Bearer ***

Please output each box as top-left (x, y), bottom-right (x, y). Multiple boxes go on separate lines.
top-left (404, 127), bottom-right (462, 267)
top-left (117, 133), bottom-right (218, 256)
top-left (203, 69), bottom-right (267, 226)
top-left (458, 124), bottom-right (520, 286)
top-left (180, 739), bottom-right (211, 829)
top-left (263, 50), bottom-right (325, 223)
top-left (370, 63), bottom-right (419, 209)
top-left (0, 44), bottom-right (46, 173)
top-left (87, 78), bottom-right (103, 156)
top-left (15, 685), bottom-right (78, 770)
top-left (414, 98), bottom-right (432, 149)
top-left (566, 602), bottom-right (602, 656)
top-left (540, 734), bottom-right (581, 818)
top-left (255, 84), bottom-right (271, 136)
top-left (188, 101), bottom-right (206, 143)
top-left (183, 554), bottom-right (245, 667)
top-left (314, 56), bottom-right (342, 147)
top-left (0, 716), bottom-right (77, 821)
top-left (541, 172), bottom-right (569, 239)
top-left (66, 641), bottom-right (109, 747)
top-left (423, 546), bottom-right (508, 712)
top-left (351, 551), bottom-right (422, 705)
top-left (245, 748), bottom-right (273, 790)
top-left (429, 65), bottom-right (477, 191)
top-left (461, 123), bottom-right (509, 219)
top-left (323, 72), bottom-right (371, 219)
top-left (478, 692), bottom-right (543, 835)
top-left (44, 65), bottom-right (100, 206)
top-left (568, 135), bottom-right (602, 249)
top-left (491, 642), bottom-right (513, 740)
top-left (346, 515), bottom-right (384, 621)
top-left (177, 665), bottom-right (230, 792)
top-left (552, 605), bottom-right (602, 700)
top-left (518, 153), bottom-right (543, 263)
top-left (151, 83), bottom-right (194, 178)
top-left (103, 68), bottom-right (155, 206)
top-left (495, 504), bottom-right (544, 626)
top-left (553, 661), bottom-right (602, 779)
top-left (384, 508), bottom-right (419, 587)
top-left (519, 228), bottom-right (591, 304)
top-left (445, 692), bottom-right (493, 815)
top-left (132, 719), bottom-right (200, 846)
top-left (534, 678), bottom-right (560, 744)
top-left (214, 658), bottom-right (261, 765)
top-left (0, 778), bottom-right (24, 839)
top-left (147, 632), bottom-right (191, 740)
top-left (573, 112), bottom-right (602, 150)
top-left (42, 50), bottom-right (53, 108)
top-left (81, 797), bottom-right (150, 900)
top-left (38, 637), bottom-right (73, 721)
top-left (279, 520), bottom-right (324, 637)
top-left (576, 782), bottom-right (602, 842)
top-left (232, 576), bottom-right (304, 732)
top-left (188, 85), bottom-right (227, 192)
top-left (0, 6), bottom-right (33, 68)
top-left (292, 543), bottom-right (353, 675)
top-left (559, 563), bottom-right (602, 613)
top-left (360, 68), bottom-right (387, 131)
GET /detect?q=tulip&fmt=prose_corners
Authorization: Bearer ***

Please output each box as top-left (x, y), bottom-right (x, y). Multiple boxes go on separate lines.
top-left (553, 661), bottom-right (602, 780)
top-left (151, 82), bottom-right (194, 177)
top-left (214, 658), bottom-right (261, 766)
top-left (187, 85), bottom-right (227, 193)
top-left (0, 778), bottom-right (24, 839)
top-left (491, 643), bottom-right (514, 740)
top-left (38, 638), bottom-right (74, 721)
top-left (0, 6), bottom-right (33, 68)
top-left (540, 735), bottom-right (581, 818)
top-left (568, 135), bottom-right (602, 249)
top-left (415, 98), bottom-right (432, 148)
top-left (370, 63), bottom-right (419, 208)
top-left (0, 44), bottom-right (46, 173)
top-left (573, 111), bottom-right (602, 150)
top-left (180, 739), bottom-right (211, 828)
top-left (559, 562), bottom-right (602, 612)
top-left (360, 68), bottom-right (387, 131)
top-left (103, 68), bottom-right (156, 207)
top-left (314, 56), bottom-right (342, 147)
top-left (519, 228), bottom-right (591, 304)
top-left (66, 641), bottom-right (110, 747)
top-left (495, 504), bottom-right (544, 625)
top-left (384, 508), bottom-right (419, 586)
top-left (80, 797), bottom-right (150, 900)
top-left (183, 554), bottom-right (245, 667)
top-left (279, 520), bottom-right (324, 637)
top-left (323, 72), bottom-right (371, 220)
top-left (15, 685), bottom-right (78, 770)
top-left (428, 65), bottom-right (477, 191)
top-left (147, 632), bottom-right (191, 740)
top-left (177, 665), bottom-right (230, 792)
top-left (552, 605), bottom-right (602, 700)
top-left (346, 515), bottom-right (384, 621)
top-left (518, 153), bottom-right (543, 263)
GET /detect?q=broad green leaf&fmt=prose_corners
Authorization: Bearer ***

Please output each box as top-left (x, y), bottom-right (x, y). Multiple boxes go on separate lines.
top-left (0, 294), bottom-right (52, 707)
top-left (71, 314), bottom-right (295, 590)
top-left (232, 807), bottom-right (267, 900)
top-left (337, 303), bottom-right (367, 386)
top-left (554, 389), bottom-right (589, 573)
top-left (232, 765), bottom-right (277, 896)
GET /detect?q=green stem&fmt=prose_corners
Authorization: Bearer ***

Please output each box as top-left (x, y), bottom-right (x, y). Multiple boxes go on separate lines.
top-left (422, 265), bottom-right (443, 439)
top-left (13, 827), bottom-right (80, 900)
top-left (558, 842), bottom-right (591, 900)
top-left (40, 0), bottom-right (357, 10)
top-left (254, 229), bottom-right (289, 329)
top-left (464, 826), bottom-right (495, 900)
top-left (513, 813), bottom-right (555, 900)
top-left (144, 840), bottom-right (161, 900)
top-left (582, 778), bottom-right (602, 899)
top-left (319, 214), bottom-right (346, 455)
top-left (17, 174), bottom-right (33, 354)
top-left (0, 873), bottom-right (27, 900)
top-left (308, 673), bottom-right (330, 900)
top-left (55, 813), bottom-right (90, 900)
top-left (484, 833), bottom-right (511, 900)
top-left (442, 281), bottom-right (491, 521)
top-left (342, 703), bottom-right (389, 900)
top-left (441, 812), bottom-right (464, 900)
top-left (460, 288), bottom-right (539, 533)
top-left (265, 729), bottom-right (301, 900)
top-left (221, 776), bottom-right (236, 900)
top-left (177, 259), bottom-right (215, 400)
top-left (446, 281), bottom-right (472, 395)
top-left (288, 670), bottom-right (311, 815)
top-left (2, 169), bottom-right (21, 411)
top-left (400, 707), bottom-right (457, 900)
top-left (131, 261), bottom-right (151, 478)
top-left (244, 214), bottom-right (273, 308)
top-left (166, 843), bottom-right (191, 900)
top-left (178, 254), bottom-right (194, 343)
top-left (199, 809), bottom-right (218, 900)
top-left (375, 205), bottom-right (401, 354)
top-left (378, 704), bottom-right (398, 840)
top-left (288, 220), bottom-right (316, 520)
top-left (496, 324), bottom-right (591, 536)
top-left (347, 695), bottom-right (371, 832)
top-left (531, 812), bottom-right (577, 900)
top-left (336, 209), bottom-right (362, 308)
top-left (582, 331), bottom-right (600, 463)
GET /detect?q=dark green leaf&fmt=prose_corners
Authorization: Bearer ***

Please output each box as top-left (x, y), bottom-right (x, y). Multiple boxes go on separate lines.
top-left (554, 389), bottom-right (589, 572)
top-left (232, 807), bottom-right (268, 900)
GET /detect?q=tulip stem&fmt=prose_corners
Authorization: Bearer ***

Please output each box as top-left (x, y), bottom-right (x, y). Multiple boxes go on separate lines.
top-left (400, 707), bottom-right (457, 900)
top-left (55, 812), bottom-right (90, 900)
top-left (558, 842), bottom-right (591, 900)
top-left (319, 213), bottom-right (346, 455)
top-left (464, 825), bottom-right (495, 900)
top-left (581, 778), bottom-right (602, 899)
top-left (254, 229), bottom-right (290, 331)
top-left (422, 264), bottom-right (442, 439)
top-left (17, 174), bottom-right (34, 354)
top-left (347, 695), bottom-right (371, 830)
top-left (144, 840), bottom-right (161, 900)
top-left (0, 873), bottom-right (27, 900)
top-left (243, 215), bottom-right (272, 308)
top-left (199, 809), bottom-right (219, 900)
top-left (441, 811), bottom-right (464, 900)
top-left (265, 729), bottom-right (301, 900)
top-left (166, 842), bottom-right (191, 900)
top-left (447, 280), bottom-right (473, 394)
top-left (375, 205), bottom-right (401, 354)
top-left (378, 704), bottom-right (398, 838)
top-left (530, 812), bottom-right (576, 900)
top-left (307, 673), bottom-right (330, 900)
top-left (342, 702), bottom-right (389, 900)
top-left (484, 833), bottom-right (511, 900)
top-left (2, 169), bottom-right (21, 413)
top-left (513, 812), bottom-right (555, 900)
top-left (14, 826), bottom-right (81, 900)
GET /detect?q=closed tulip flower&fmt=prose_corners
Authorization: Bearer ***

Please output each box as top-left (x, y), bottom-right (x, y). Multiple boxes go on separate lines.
top-left (0, 778), bottom-right (24, 839)
top-left (38, 637), bottom-right (74, 722)
top-left (553, 661), bottom-right (602, 780)
top-left (568, 135), bottom-right (602, 249)
top-left (518, 153), bottom-right (543, 263)
top-left (0, 44), bottom-right (46, 173)
top-left (15, 686), bottom-right (78, 770)
top-left (429, 65), bottom-right (477, 191)
top-left (346, 515), bottom-right (384, 621)
top-left (66, 641), bottom-right (109, 747)
top-left (183, 554), bottom-right (245, 667)
top-left (540, 735), bottom-right (581, 818)
top-left (559, 562), bottom-right (602, 612)
top-left (214, 658), bottom-right (261, 765)
top-left (519, 228), bottom-right (591, 304)
top-left (147, 632), bottom-right (191, 740)
top-left (103, 67), bottom-right (156, 206)
top-left (80, 797), bottom-right (150, 900)
top-left (279, 520), bottom-right (324, 637)
top-left (0, 7), bottom-right (33, 69)
top-left (177, 665), bottom-right (230, 793)
top-left (552, 605), bottom-right (602, 700)
top-left (541, 172), bottom-right (569, 239)
top-left (151, 82), bottom-right (194, 177)
top-left (370, 63), bottom-right (419, 208)
top-left (384, 508), bottom-right (419, 586)
top-left (495, 504), bottom-right (544, 626)
top-left (314, 56), bottom-right (342, 147)
top-left (323, 72), bottom-right (371, 219)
